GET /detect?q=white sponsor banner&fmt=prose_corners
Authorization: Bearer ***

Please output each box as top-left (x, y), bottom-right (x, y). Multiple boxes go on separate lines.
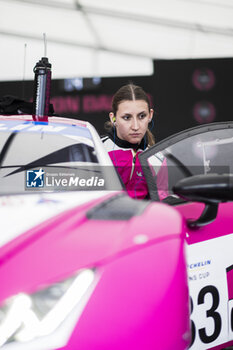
top-left (187, 233), bottom-right (233, 349)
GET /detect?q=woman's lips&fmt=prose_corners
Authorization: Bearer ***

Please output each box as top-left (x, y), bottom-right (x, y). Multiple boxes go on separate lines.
top-left (130, 133), bottom-right (141, 137)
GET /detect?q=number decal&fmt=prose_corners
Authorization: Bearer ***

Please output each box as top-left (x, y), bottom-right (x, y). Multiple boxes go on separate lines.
top-left (231, 306), bottom-right (233, 332)
top-left (198, 285), bottom-right (221, 343)
top-left (190, 297), bottom-right (196, 347)
top-left (190, 285), bottom-right (222, 347)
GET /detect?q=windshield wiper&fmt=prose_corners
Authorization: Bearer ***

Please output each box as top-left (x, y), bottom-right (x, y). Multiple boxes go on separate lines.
top-left (3, 144), bottom-right (98, 177)
top-left (0, 133), bottom-right (17, 167)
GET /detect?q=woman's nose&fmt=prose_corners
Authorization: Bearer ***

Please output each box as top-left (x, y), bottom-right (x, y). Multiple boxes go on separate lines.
top-left (132, 118), bottom-right (139, 130)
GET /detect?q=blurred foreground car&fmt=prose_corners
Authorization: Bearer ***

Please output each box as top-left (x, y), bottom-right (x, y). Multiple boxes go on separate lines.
top-left (0, 115), bottom-right (190, 350)
top-left (139, 121), bottom-right (233, 350)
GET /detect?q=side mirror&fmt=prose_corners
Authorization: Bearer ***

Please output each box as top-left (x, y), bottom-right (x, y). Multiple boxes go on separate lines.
top-left (173, 174), bottom-right (233, 228)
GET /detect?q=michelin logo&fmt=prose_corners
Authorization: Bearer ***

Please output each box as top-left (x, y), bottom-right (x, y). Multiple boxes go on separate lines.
top-left (26, 169), bottom-right (45, 188)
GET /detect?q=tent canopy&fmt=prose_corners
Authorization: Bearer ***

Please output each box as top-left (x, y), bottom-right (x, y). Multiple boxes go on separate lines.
top-left (1, 0), bottom-right (233, 81)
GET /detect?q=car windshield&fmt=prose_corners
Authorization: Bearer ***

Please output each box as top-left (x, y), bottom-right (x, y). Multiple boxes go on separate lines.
top-left (139, 122), bottom-right (233, 202)
top-left (0, 120), bottom-right (122, 194)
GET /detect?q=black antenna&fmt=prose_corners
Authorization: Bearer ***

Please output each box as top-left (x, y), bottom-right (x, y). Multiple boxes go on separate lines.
top-left (43, 32), bottom-right (47, 57)
top-left (22, 43), bottom-right (27, 100)
top-left (32, 33), bottom-right (52, 121)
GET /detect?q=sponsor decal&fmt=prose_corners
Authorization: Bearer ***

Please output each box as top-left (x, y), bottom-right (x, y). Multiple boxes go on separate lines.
top-left (36, 197), bottom-right (61, 205)
top-left (188, 260), bottom-right (211, 270)
top-left (0, 120), bottom-right (92, 139)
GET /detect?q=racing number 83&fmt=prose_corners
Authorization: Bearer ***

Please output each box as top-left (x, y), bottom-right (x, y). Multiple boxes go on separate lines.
top-left (190, 285), bottom-right (222, 347)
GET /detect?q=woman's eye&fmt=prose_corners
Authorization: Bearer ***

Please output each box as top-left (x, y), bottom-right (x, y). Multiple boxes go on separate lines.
top-left (139, 113), bottom-right (146, 119)
top-left (123, 115), bottom-right (130, 120)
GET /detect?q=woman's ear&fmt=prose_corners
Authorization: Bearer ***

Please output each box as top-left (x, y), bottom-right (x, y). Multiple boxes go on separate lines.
top-left (149, 108), bottom-right (154, 122)
top-left (109, 112), bottom-right (116, 125)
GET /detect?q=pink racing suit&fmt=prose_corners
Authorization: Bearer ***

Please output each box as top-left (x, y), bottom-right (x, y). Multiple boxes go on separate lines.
top-left (102, 131), bottom-right (169, 200)
top-left (102, 131), bottom-right (150, 199)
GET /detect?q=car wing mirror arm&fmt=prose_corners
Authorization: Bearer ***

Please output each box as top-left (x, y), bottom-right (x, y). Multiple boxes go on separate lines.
top-left (187, 203), bottom-right (218, 228)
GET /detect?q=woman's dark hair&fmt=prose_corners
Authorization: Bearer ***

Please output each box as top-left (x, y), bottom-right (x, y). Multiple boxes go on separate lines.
top-left (111, 83), bottom-right (151, 115)
top-left (106, 83), bottom-right (155, 146)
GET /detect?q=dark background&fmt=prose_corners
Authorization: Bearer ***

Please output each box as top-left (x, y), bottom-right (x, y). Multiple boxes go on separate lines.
top-left (153, 57), bottom-right (233, 140)
top-left (0, 57), bottom-right (232, 142)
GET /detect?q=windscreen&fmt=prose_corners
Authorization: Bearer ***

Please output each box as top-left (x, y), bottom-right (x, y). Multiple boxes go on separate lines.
top-left (0, 120), bottom-right (121, 194)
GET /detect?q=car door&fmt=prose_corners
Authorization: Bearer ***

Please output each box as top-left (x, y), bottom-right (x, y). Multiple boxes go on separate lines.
top-left (139, 121), bottom-right (233, 350)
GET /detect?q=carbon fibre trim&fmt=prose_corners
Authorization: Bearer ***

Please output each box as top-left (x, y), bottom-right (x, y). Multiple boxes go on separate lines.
top-left (86, 194), bottom-right (149, 220)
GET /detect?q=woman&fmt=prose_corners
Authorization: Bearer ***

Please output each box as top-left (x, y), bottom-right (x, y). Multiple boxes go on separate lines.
top-left (101, 83), bottom-right (155, 200)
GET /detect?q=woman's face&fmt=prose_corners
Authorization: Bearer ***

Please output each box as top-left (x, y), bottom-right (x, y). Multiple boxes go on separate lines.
top-left (111, 100), bottom-right (153, 144)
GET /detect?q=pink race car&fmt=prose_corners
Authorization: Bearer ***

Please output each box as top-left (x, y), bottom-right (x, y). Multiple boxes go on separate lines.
top-left (0, 113), bottom-right (233, 350)
top-left (0, 115), bottom-right (190, 350)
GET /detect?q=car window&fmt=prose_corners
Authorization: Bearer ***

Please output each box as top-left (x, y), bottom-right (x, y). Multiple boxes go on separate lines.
top-left (139, 122), bottom-right (233, 202)
top-left (0, 120), bottom-right (122, 194)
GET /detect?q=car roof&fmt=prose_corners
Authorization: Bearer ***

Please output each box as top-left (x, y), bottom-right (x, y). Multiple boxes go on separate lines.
top-left (0, 114), bottom-right (88, 128)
